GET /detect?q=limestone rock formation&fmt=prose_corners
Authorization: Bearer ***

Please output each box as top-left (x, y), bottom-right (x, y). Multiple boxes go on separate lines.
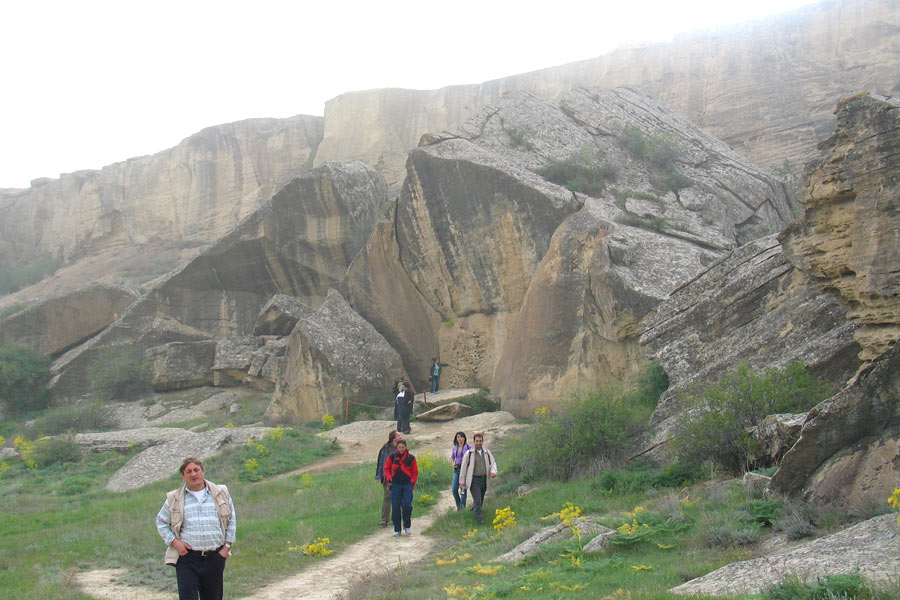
top-left (50, 161), bottom-right (388, 400)
top-left (253, 294), bottom-right (315, 336)
top-left (347, 87), bottom-right (791, 415)
top-left (780, 93), bottom-right (900, 361)
top-left (770, 343), bottom-right (900, 515)
top-left (265, 289), bottom-right (404, 424)
top-left (0, 284), bottom-right (136, 356)
top-left (640, 235), bottom-right (862, 438)
top-left (416, 402), bottom-right (474, 422)
top-left (145, 341), bottom-right (217, 392)
top-left (496, 517), bottom-right (614, 563)
top-left (670, 514), bottom-right (900, 596)
top-left (315, 0), bottom-right (900, 190)
top-left (0, 116), bottom-right (323, 266)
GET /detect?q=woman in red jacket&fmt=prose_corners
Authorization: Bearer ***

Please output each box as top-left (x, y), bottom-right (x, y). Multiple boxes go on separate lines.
top-left (383, 439), bottom-right (418, 536)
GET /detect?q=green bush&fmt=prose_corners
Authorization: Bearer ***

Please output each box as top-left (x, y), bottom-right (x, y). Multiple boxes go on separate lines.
top-left (671, 361), bottom-right (832, 474)
top-left (598, 460), bottom-right (703, 494)
top-left (0, 254), bottom-right (60, 295)
top-left (619, 125), bottom-right (680, 169)
top-left (60, 475), bottom-right (93, 496)
top-left (737, 499), bottom-right (783, 527)
top-left (535, 147), bottom-right (618, 197)
top-left (764, 574), bottom-right (881, 600)
top-left (0, 345), bottom-right (53, 415)
top-left (32, 434), bottom-right (82, 467)
top-left (454, 389), bottom-right (499, 414)
top-left (31, 401), bottom-right (115, 435)
top-left (87, 345), bottom-right (152, 401)
top-left (0, 302), bottom-right (28, 320)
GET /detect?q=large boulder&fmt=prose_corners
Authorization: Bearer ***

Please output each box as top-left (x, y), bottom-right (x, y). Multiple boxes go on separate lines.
top-left (145, 341), bottom-right (217, 392)
top-left (770, 343), bottom-right (900, 514)
top-left (265, 289), bottom-right (404, 423)
top-left (640, 236), bottom-right (862, 439)
top-left (253, 294), bottom-right (315, 336)
top-left (0, 284), bottom-right (136, 356)
top-left (49, 161), bottom-right (389, 400)
top-left (346, 87), bottom-right (792, 415)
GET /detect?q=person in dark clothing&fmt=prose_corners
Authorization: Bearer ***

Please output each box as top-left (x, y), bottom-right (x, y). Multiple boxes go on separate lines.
top-left (383, 439), bottom-right (418, 536)
top-left (396, 383), bottom-right (413, 434)
top-left (375, 431), bottom-right (402, 527)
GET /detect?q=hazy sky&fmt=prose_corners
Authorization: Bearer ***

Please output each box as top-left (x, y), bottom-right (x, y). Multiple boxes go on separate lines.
top-left (0, 0), bottom-right (821, 189)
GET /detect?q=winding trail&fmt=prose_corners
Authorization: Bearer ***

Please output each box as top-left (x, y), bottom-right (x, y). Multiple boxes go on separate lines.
top-left (76, 403), bottom-right (522, 599)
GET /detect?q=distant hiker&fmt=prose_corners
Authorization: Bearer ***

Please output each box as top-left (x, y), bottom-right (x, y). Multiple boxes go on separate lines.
top-left (156, 457), bottom-right (236, 600)
top-left (459, 433), bottom-right (497, 526)
top-left (376, 430), bottom-right (403, 527)
top-left (449, 431), bottom-right (472, 511)
top-left (391, 376), bottom-right (404, 421)
top-left (383, 439), bottom-right (418, 536)
top-left (396, 382), bottom-right (414, 434)
top-left (429, 357), bottom-right (450, 393)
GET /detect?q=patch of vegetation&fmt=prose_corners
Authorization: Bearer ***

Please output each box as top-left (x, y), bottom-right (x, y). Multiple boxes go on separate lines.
top-left (763, 573), bottom-right (894, 600)
top-left (671, 361), bottom-right (832, 475)
top-left (31, 434), bottom-right (82, 467)
top-left (232, 426), bottom-right (338, 482)
top-left (0, 253), bottom-right (60, 296)
top-left (535, 145), bottom-right (618, 197)
top-left (619, 125), bottom-right (694, 194)
top-left (87, 345), bottom-right (152, 401)
top-left (0, 302), bottom-right (28, 320)
top-left (507, 364), bottom-right (668, 482)
top-left (650, 168), bottom-right (694, 193)
top-left (31, 400), bottom-right (115, 435)
top-left (598, 460), bottom-right (704, 495)
top-left (453, 389), bottom-right (499, 414)
top-left (612, 188), bottom-right (664, 206)
top-left (0, 345), bottom-right (52, 415)
top-left (499, 117), bottom-right (533, 150)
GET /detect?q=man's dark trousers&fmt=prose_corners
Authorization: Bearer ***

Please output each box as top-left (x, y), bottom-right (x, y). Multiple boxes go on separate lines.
top-left (390, 481), bottom-right (414, 531)
top-left (175, 550), bottom-right (226, 600)
top-left (470, 475), bottom-right (487, 525)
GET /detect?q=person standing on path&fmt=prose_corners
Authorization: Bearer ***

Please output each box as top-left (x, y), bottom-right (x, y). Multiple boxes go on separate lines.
top-left (375, 430), bottom-right (402, 527)
top-left (383, 439), bottom-right (418, 536)
top-left (449, 431), bottom-right (471, 511)
top-left (429, 357), bottom-right (449, 393)
top-left (396, 382), bottom-right (413, 434)
top-left (458, 433), bottom-right (497, 526)
top-left (156, 457), bottom-right (236, 600)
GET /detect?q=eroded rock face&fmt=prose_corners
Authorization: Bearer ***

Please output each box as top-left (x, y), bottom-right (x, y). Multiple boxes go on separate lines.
top-left (315, 0), bottom-right (900, 190)
top-left (0, 116), bottom-right (323, 265)
top-left (0, 284), bottom-right (136, 357)
top-left (50, 162), bottom-right (388, 400)
top-left (640, 235), bottom-right (863, 438)
top-left (145, 341), bottom-right (217, 392)
top-left (348, 87), bottom-right (791, 415)
top-left (265, 289), bottom-right (404, 424)
top-left (780, 93), bottom-right (900, 361)
top-left (770, 343), bottom-right (900, 514)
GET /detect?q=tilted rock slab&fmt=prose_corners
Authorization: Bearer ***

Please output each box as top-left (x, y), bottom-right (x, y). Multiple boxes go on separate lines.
top-left (416, 402), bottom-right (474, 422)
top-left (0, 284), bottom-right (136, 357)
top-left (670, 514), bottom-right (900, 596)
top-left (106, 426), bottom-right (271, 492)
top-left (771, 343), bottom-right (900, 514)
top-left (347, 87), bottom-right (791, 416)
top-left (781, 93), bottom-right (900, 361)
top-left (75, 428), bottom-right (195, 454)
top-left (640, 235), bottom-right (862, 441)
top-left (50, 161), bottom-right (388, 400)
top-left (265, 288), bottom-right (404, 424)
top-left (496, 517), bottom-right (615, 563)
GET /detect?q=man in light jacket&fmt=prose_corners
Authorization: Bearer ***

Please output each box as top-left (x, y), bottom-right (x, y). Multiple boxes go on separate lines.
top-left (458, 432), bottom-right (497, 526)
top-left (156, 457), bottom-right (236, 600)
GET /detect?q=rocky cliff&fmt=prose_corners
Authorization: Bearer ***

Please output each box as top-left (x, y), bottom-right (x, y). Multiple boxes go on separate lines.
top-left (0, 116), bottom-right (323, 266)
top-left (345, 87), bottom-right (791, 415)
top-left (315, 0), bottom-right (900, 190)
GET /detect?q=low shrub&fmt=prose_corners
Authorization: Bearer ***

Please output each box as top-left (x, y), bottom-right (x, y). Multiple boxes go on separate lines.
top-left (0, 302), bottom-right (28, 320)
top-left (87, 345), bottom-right (152, 401)
top-left (0, 345), bottom-right (53, 415)
top-left (31, 401), bottom-right (115, 435)
top-left (0, 254), bottom-right (60, 295)
top-left (535, 147), bottom-right (618, 197)
top-left (671, 361), bottom-right (832, 474)
top-left (60, 475), bottom-right (93, 496)
top-left (598, 460), bottom-right (704, 494)
top-left (763, 574), bottom-right (883, 600)
top-left (32, 434), bottom-right (82, 467)
top-left (619, 125), bottom-right (680, 169)
top-left (454, 389), bottom-right (499, 414)
top-left (737, 499), bottom-right (783, 527)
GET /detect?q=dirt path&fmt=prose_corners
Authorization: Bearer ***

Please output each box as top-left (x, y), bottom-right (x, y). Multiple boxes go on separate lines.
top-left (77, 406), bottom-right (523, 599)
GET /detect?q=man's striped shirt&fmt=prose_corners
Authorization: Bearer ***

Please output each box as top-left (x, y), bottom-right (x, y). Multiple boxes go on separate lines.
top-left (156, 485), bottom-right (236, 551)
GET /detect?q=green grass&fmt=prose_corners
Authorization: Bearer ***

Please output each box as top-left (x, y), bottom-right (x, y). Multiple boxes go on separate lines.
top-left (0, 429), bottom-right (451, 599)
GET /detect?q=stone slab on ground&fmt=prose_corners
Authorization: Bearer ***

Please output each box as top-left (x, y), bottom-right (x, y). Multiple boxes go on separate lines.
top-left (496, 517), bottom-right (613, 563)
top-left (670, 513), bottom-right (900, 596)
top-left (105, 425), bottom-right (271, 492)
top-left (75, 428), bottom-right (194, 453)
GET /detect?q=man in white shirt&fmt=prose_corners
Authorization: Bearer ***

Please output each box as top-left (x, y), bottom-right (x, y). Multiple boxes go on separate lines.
top-left (458, 433), bottom-right (498, 526)
top-left (156, 457), bottom-right (236, 600)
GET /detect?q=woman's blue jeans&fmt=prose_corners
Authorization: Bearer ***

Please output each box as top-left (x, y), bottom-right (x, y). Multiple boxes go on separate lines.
top-left (451, 467), bottom-right (467, 509)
